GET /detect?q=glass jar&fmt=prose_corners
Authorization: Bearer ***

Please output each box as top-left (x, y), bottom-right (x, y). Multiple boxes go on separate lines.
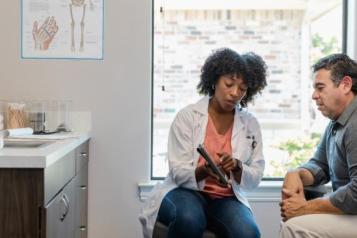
top-left (27, 100), bottom-right (47, 133)
top-left (5, 102), bottom-right (28, 129)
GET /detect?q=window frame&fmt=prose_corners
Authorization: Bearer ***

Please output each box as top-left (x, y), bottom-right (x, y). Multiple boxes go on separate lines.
top-left (150, 0), bottom-right (348, 181)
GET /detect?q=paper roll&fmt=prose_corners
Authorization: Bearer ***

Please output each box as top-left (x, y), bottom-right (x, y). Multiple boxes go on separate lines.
top-left (0, 130), bottom-right (5, 149)
top-left (7, 127), bottom-right (34, 137)
top-left (0, 115), bottom-right (3, 130)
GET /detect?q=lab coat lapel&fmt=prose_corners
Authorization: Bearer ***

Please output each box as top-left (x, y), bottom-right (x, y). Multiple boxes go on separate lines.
top-left (191, 96), bottom-right (209, 166)
top-left (231, 109), bottom-right (245, 159)
top-left (232, 108), bottom-right (245, 139)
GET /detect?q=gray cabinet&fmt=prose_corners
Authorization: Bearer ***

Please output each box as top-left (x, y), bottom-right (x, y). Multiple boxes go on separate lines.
top-left (46, 177), bottom-right (76, 238)
top-left (45, 140), bottom-right (89, 238)
top-left (0, 140), bottom-right (89, 238)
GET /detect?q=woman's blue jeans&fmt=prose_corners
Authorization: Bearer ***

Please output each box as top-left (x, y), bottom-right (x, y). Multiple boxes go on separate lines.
top-left (156, 187), bottom-right (260, 238)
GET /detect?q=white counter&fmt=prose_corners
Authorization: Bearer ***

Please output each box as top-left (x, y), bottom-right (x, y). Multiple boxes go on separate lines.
top-left (0, 133), bottom-right (90, 168)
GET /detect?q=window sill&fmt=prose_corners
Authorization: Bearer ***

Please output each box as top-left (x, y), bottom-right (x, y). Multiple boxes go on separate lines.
top-left (138, 180), bottom-right (333, 202)
top-left (138, 180), bottom-right (284, 202)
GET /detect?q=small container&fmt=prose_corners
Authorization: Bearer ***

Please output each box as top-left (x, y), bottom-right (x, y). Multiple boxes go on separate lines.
top-left (5, 102), bottom-right (28, 129)
top-left (45, 100), bottom-right (72, 133)
top-left (27, 101), bottom-right (47, 133)
top-left (54, 100), bottom-right (72, 132)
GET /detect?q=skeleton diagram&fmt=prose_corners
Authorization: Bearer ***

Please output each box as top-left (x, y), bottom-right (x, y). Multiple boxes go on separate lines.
top-left (69, 0), bottom-right (94, 52)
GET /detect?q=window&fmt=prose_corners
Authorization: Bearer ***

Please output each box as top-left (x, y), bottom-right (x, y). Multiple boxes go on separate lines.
top-left (152, 0), bottom-right (345, 179)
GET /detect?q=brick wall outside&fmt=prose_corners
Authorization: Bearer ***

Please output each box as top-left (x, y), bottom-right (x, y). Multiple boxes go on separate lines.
top-left (153, 9), bottom-right (309, 177)
top-left (154, 9), bottom-right (305, 122)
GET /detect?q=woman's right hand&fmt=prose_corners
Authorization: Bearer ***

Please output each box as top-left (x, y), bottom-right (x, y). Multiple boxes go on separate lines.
top-left (195, 163), bottom-right (229, 187)
top-left (204, 162), bottom-right (221, 180)
top-left (195, 163), bottom-right (218, 181)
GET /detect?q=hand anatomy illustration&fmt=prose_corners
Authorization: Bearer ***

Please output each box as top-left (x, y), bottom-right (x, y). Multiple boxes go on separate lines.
top-left (32, 16), bottom-right (59, 50)
top-left (69, 0), bottom-right (94, 52)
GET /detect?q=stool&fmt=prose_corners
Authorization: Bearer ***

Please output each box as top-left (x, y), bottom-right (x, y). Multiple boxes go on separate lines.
top-left (153, 221), bottom-right (217, 238)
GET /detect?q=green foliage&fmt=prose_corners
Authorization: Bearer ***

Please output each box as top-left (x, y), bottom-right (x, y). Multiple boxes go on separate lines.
top-left (312, 34), bottom-right (338, 54)
top-left (267, 134), bottom-right (321, 177)
top-left (311, 33), bottom-right (339, 64)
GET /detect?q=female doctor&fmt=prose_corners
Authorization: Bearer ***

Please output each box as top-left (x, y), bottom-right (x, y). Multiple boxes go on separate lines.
top-left (139, 48), bottom-right (268, 238)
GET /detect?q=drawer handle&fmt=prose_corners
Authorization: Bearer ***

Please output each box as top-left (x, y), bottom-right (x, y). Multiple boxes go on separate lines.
top-left (80, 153), bottom-right (88, 158)
top-left (80, 226), bottom-right (87, 231)
top-left (80, 185), bottom-right (87, 190)
top-left (60, 194), bottom-right (70, 222)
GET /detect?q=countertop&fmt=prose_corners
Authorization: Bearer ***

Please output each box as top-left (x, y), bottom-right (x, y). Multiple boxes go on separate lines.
top-left (0, 132), bottom-right (91, 168)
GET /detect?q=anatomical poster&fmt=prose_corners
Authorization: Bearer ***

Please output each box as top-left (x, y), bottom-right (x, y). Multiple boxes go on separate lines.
top-left (21, 0), bottom-right (104, 59)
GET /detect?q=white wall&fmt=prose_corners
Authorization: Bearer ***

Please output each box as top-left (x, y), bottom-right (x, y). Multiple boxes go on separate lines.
top-left (0, 0), bottom-right (151, 237)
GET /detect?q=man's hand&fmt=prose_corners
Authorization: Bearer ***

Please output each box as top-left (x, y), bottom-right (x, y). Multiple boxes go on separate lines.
top-left (280, 189), bottom-right (307, 221)
top-left (282, 171), bottom-right (305, 200)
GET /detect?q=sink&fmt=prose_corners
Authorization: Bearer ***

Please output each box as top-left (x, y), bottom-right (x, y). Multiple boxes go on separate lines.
top-left (3, 140), bottom-right (53, 148)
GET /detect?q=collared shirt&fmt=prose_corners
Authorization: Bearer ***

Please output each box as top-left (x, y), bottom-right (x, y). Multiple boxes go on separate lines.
top-left (301, 96), bottom-right (357, 214)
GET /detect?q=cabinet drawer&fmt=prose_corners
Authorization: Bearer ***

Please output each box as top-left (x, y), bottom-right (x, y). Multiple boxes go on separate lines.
top-left (45, 177), bottom-right (75, 238)
top-left (44, 150), bottom-right (75, 205)
top-left (75, 141), bottom-right (89, 173)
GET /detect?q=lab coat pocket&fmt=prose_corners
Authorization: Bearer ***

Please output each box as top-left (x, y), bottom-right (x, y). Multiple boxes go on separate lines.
top-left (238, 139), bottom-right (254, 163)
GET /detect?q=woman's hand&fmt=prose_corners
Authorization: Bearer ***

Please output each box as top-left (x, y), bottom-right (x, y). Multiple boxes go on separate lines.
top-left (217, 152), bottom-right (237, 174)
top-left (218, 152), bottom-right (242, 183)
top-left (195, 162), bottom-right (230, 187)
top-left (195, 163), bottom-right (220, 182)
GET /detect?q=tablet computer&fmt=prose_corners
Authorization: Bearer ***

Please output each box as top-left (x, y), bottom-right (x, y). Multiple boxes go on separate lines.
top-left (197, 144), bottom-right (229, 186)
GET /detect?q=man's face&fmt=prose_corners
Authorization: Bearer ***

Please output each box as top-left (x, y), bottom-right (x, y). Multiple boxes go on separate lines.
top-left (312, 69), bottom-right (345, 120)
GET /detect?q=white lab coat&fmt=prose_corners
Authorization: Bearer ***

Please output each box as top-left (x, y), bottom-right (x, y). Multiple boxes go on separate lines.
top-left (139, 96), bottom-right (265, 238)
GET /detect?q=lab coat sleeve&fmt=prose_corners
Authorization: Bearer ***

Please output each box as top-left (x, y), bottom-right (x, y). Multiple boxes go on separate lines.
top-left (239, 117), bottom-right (265, 190)
top-left (167, 108), bottom-right (199, 190)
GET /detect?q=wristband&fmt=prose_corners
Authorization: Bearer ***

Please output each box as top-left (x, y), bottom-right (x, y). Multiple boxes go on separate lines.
top-left (232, 159), bottom-right (242, 172)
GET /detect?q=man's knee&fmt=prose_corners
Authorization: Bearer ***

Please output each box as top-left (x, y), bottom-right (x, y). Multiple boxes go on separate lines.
top-left (280, 217), bottom-right (312, 238)
top-left (280, 220), bottom-right (296, 238)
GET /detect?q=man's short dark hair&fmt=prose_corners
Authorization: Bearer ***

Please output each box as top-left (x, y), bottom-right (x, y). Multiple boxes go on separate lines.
top-left (313, 53), bottom-right (357, 93)
top-left (197, 48), bottom-right (267, 107)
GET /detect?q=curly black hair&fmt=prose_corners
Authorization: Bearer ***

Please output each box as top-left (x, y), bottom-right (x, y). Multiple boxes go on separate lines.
top-left (241, 52), bottom-right (268, 107)
top-left (313, 53), bottom-right (357, 94)
top-left (197, 48), bottom-right (268, 108)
